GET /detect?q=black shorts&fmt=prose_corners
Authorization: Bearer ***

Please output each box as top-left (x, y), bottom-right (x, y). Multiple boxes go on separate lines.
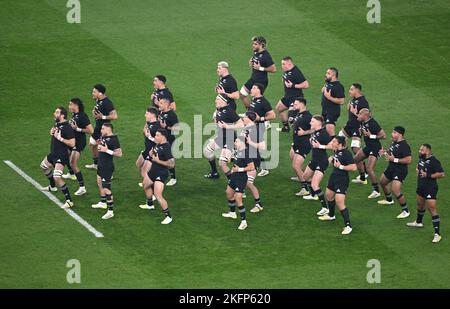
top-left (280, 96), bottom-right (295, 108)
top-left (308, 159), bottom-right (329, 174)
top-left (228, 173), bottom-right (248, 193)
top-left (292, 142), bottom-right (311, 158)
top-left (363, 145), bottom-right (381, 158)
top-left (327, 174), bottom-right (349, 195)
top-left (416, 186), bottom-right (438, 200)
top-left (383, 165), bottom-right (408, 182)
top-left (97, 166), bottom-right (114, 183)
top-left (47, 153), bottom-right (69, 167)
top-left (343, 122), bottom-right (361, 138)
top-left (92, 126), bottom-right (101, 140)
top-left (322, 111), bottom-right (340, 126)
top-left (72, 138), bottom-right (86, 153)
top-left (148, 170), bottom-right (169, 183)
top-left (227, 100), bottom-right (237, 111)
top-left (141, 149), bottom-right (152, 161)
top-left (244, 79), bottom-right (268, 94)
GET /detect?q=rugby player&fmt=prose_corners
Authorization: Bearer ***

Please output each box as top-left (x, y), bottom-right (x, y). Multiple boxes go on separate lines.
top-left (321, 67), bottom-right (345, 137)
top-left (215, 61), bottom-right (239, 111)
top-left (151, 75), bottom-right (176, 110)
top-left (158, 98), bottom-right (179, 186)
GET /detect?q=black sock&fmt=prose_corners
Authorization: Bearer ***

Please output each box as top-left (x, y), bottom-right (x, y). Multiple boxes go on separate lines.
top-left (93, 157), bottom-right (98, 165)
top-left (341, 208), bottom-right (351, 227)
top-left (228, 200), bottom-right (236, 212)
top-left (75, 172), bottom-right (84, 187)
top-left (416, 210), bottom-right (426, 224)
top-left (68, 167), bottom-right (74, 175)
top-left (225, 170), bottom-right (231, 180)
top-left (372, 183), bottom-right (380, 193)
top-left (360, 172), bottom-right (366, 181)
top-left (238, 205), bottom-right (246, 221)
top-left (306, 181), bottom-right (312, 194)
top-left (208, 160), bottom-right (218, 174)
top-left (301, 181), bottom-right (308, 190)
top-left (328, 200), bottom-right (336, 217)
top-left (163, 208), bottom-right (171, 218)
top-left (101, 195), bottom-right (107, 203)
top-left (147, 198), bottom-right (154, 207)
top-left (385, 192), bottom-right (393, 202)
top-left (432, 215), bottom-right (440, 235)
top-left (282, 121), bottom-right (289, 128)
top-left (314, 189), bottom-right (327, 209)
top-left (60, 184), bottom-right (72, 201)
top-left (400, 202), bottom-right (409, 213)
top-left (106, 194), bottom-right (113, 211)
top-left (169, 168), bottom-right (176, 179)
top-left (363, 162), bottom-right (367, 174)
top-left (45, 171), bottom-right (56, 188)
top-left (255, 197), bottom-right (262, 207)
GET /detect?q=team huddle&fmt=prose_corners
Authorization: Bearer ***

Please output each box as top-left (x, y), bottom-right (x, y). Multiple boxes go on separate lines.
top-left (39, 36), bottom-right (444, 243)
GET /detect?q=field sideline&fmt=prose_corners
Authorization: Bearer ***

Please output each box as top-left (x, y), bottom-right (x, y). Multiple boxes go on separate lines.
top-left (0, 0), bottom-right (449, 288)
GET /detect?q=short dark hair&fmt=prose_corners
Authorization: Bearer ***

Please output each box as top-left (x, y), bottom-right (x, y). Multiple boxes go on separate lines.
top-left (70, 98), bottom-right (84, 113)
top-left (57, 106), bottom-right (68, 119)
top-left (394, 126), bottom-right (405, 135)
top-left (252, 36), bottom-right (266, 47)
top-left (282, 56), bottom-right (293, 62)
top-left (93, 84), bottom-right (106, 94)
top-left (157, 128), bottom-right (169, 140)
top-left (253, 83), bottom-right (265, 93)
top-left (155, 75), bottom-right (167, 84)
top-left (312, 115), bottom-right (324, 124)
top-left (329, 67), bottom-right (339, 78)
top-left (295, 97), bottom-right (307, 105)
top-left (335, 136), bottom-right (346, 146)
top-left (352, 83), bottom-right (362, 91)
top-left (147, 107), bottom-right (158, 116)
top-left (422, 143), bottom-right (432, 150)
top-left (102, 122), bottom-right (113, 130)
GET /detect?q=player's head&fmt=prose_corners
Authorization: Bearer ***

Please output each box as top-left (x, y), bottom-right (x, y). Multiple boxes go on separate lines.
top-left (250, 83), bottom-right (265, 96)
top-left (349, 83), bottom-right (362, 97)
top-left (252, 36), bottom-right (266, 51)
top-left (310, 115), bottom-right (324, 130)
top-left (69, 98), bottom-right (84, 113)
top-left (153, 75), bottom-right (167, 88)
top-left (325, 67), bottom-right (339, 82)
top-left (54, 106), bottom-right (68, 122)
top-left (234, 136), bottom-right (247, 150)
top-left (357, 108), bottom-right (371, 122)
top-left (243, 111), bottom-right (257, 125)
top-left (158, 98), bottom-right (171, 111)
top-left (145, 107), bottom-right (158, 122)
top-left (281, 56), bottom-right (294, 72)
top-left (101, 122), bottom-right (113, 136)
top-left (217, 61), bottom-right (229, 77)
top-left (293, 97), bottom-right (307, 111)
top-left (392, 126), bottom-right (405, 141)
top-left (92, 84), bottom-right (106, 99)
top-left (332, 135), bottom-right (347, 150)
top-left (419, 143), bottom-right (432, 159)
top-left (215, 94), bottom-right (228, 108)
top-left (155, 128), bottom-right (169, 144)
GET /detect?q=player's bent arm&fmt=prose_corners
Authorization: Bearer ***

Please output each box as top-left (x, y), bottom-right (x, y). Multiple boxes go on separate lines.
top-left (227, 119), bottom-right (244, 129)
top-left (227, 91), bottom-right (240, 100)
top-left (113, 148), bottom-right (123, 157)
top-left (431, 172), bottom-right (445, 179)
top-left (377, 129), bottom-right (386, 140)
top-left (244, 161), bottom-right (255, 172)
top-left (397, 155), bottom-right (412, 165)
top-left (330, 97), bottom-right (345, 105)
top-left (264, 110), bottom-right (276, 121)
top-left (59, 137), bottom-right (75, 148)
top-left (265, 64), bottom-right (276, 73)
top-left (156, 158), bottom-right (175, 169)
top-left (344, 163), bottom-right (357, 172)
top-left (83, 124), bottom-right (94, 135)
top-left (106, 110), bottom-right (118, 120)
top-left (167, 123), bottom-right (180, 131)
top-left (248, 140), bottom-right (266, 151)
top-left (295, 80), bottom-right (309, 89)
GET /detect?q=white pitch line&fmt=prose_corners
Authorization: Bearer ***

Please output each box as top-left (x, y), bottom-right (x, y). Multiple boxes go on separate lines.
top-left (4, 160), bottom-right (104, 238)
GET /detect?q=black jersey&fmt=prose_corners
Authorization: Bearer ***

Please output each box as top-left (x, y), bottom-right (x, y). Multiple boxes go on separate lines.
top-left (321, 80), bottom-right (345, 115)
top-left (144, 120), bottom-right (161, 151)
top-left (50, 121), bottom-right (75, 156)
top-left (361, 117), bottom-right (382, 149)
top-left (158, 109), bottom-right (179, 142)
top-left (241, 123), bottom-right (264, 159)
top-left (93, 97), bottom-right (115, 128)
top-left (292, 110), bottom-right (312, 145)
top-left (387, 140), bottom-right (411, 170)
top-left (71, 112), bottom-right (90, 143)
top-left (417, 155), bottom-right (444, 189)
top-left (217, 74), bottom-right (238, 106)
top-left (149, 142), bottom-right (173, 175)
top-left (215, 105), bottom-right (240, 148)
top-left (331, 148), bottom-right (355, 177)
top-left (233, 148), bottom-right (253, 170)
top-left (348, 95), bottom-right (369, 126)
top-left (282, 65), bottom-right (307, 98)
top-left (310, 127), bottom-right (332, 162)
top-left (250, 49), bottom-right (274, 83)
top-left (98, 135), bottom-right (120, 171)
top-left (152, 87), bottom-right (174, 106)
top-left (248, 96), bottom-right (272, 128)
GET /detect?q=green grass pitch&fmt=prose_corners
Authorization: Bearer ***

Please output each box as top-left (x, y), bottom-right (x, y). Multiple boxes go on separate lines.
top-left (0, 0), bottom-right (449, 288)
